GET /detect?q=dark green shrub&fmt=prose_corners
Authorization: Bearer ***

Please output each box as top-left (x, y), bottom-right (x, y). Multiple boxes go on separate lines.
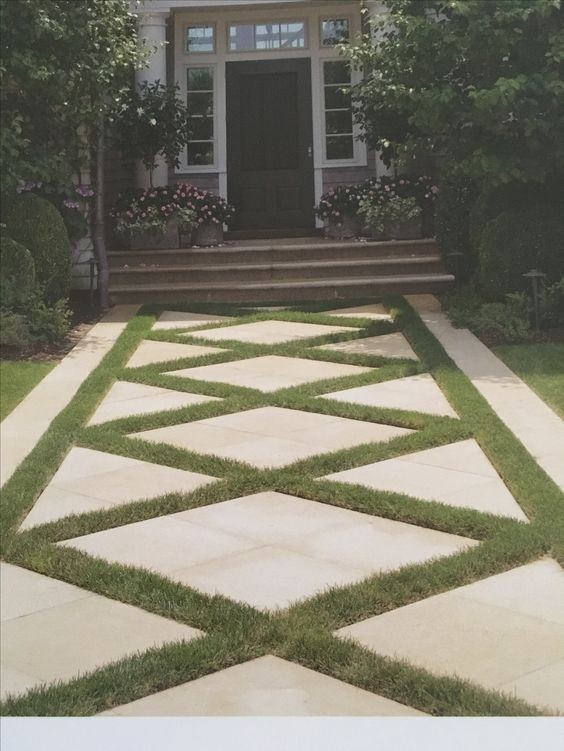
top-left (435, 173), bottom-right (476, 282)
top-left (1, 192), bottom-right (71, 303)
top-left (479, 207), bottom-right (564, 300)
top-left (442, 287), bottom-right (532, 343)
top-left (0, 235), bottom-right (36, 303)
top-left (0, 312), bottom-right (32, 351)
top-left (540, 278), bottom-right (564, 327)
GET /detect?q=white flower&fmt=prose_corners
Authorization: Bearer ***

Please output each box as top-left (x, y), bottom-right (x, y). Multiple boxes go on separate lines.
top-left (136, 107), bottom-right (144, 116)
top-left (149, 118), bottom-right (157, 126)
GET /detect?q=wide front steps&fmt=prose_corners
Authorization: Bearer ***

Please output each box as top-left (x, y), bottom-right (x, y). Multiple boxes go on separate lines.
top-left (108, 238), bottom-right (453, 304)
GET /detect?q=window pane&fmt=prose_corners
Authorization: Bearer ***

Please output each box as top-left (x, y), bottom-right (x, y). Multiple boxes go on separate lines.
top-left (188, 142), bottom-right (214, 166)
top-left (325, 110), bottom-right (353, 136)
top-left (324, 85), bottom-right (351, 110)
top-left (187, 68), bottom-right (213, 92)
top-left (324, 61), bottom-right (351, 85)
top-left (326, 136), bottom-right (354, 160)
top-left (280, 22), bottom-right (305, 48)
top-left (187, 91), bottom-right (213, 117)
top-left (190, 117), bottom-right (214, 141)
top-left (256, 23), bottom-right (280, 50)
top-left (186, 25), bottom-right (214, 53)
top-left (321, 19), bottom-right (350, 47)
top-left (229, 24), bottom-right (254, 51)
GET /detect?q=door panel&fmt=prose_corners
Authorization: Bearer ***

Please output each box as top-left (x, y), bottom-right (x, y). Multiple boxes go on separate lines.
top-left (227, 58), bottom-right (315, 231)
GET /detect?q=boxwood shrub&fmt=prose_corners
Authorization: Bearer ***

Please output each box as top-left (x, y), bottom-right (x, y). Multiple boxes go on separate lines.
top-left (1, 192), bottom-right (71, 303)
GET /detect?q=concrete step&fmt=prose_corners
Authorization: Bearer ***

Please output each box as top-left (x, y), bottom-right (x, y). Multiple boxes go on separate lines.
top-left (108, 238), bottom-right (439, 268)
top-left (109, 272), bottom-right (454, 305)
top-left (109, 255), bottom-right (444, 285)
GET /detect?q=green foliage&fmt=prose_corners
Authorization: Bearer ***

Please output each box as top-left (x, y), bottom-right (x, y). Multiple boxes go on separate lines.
top-left (349, 0), bottom-right (564, 187)
top-left (435, 173), bottom-right (476, 281)
top-left (0, 297), bottom-right (71, 353)
top-left (443, 287), bottom-right (532, 343)
top-left (0, 312), bottom-right (33, 351)
top-left (112, 81), bottom-right (191, 186)
top-left (0, 235), bottom-right (35, 300)
top-left (0, 0), bottom-right (148, 193)
top-left (2, 193), bottom-right (71, 303)
top-left (359, 195), bottom-right (420, 236)
top-left (540, 278), bottom-right (564, 327)
top-left (479, 206), bottom-right (564, 299)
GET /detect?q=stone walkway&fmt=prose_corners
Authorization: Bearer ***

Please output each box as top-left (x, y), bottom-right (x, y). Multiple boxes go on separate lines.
top-left (2, 301), bottom-right (562, 716)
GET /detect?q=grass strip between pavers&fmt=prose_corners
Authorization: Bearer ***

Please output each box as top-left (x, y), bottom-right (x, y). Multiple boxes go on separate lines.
top-left (1, 297), bottom-right (562, 717)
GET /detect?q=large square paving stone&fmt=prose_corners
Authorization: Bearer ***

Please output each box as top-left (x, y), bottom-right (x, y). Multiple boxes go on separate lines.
top-left (152, 310), bottom-right (232, 331)
top-left (126, 339), bottom-right (225, 368)
top-left (101, 655), bottom-right (426, 715)
top-left (316, 333), bottom-right (418, 360)
top-left (336, 559), bottom-right (564, 714)
top-left (323, 439), bottom-right (527, 521)
top-left (186, 319), bottom-right (359, 345)
top-left (60, 491), bottom-right (477, 611)
top-left (129, 407), bottom-right (413, 468)
top-left (88, 381), bottom-right (222, 425)
top-left (167, 355), bottom-right (373, 392)
top-left (20, 447), bottom-right (217, 529)
top-left (319, 373), bottom-right (457, 417)
top-left (0, 563), bottom-right (202, 699)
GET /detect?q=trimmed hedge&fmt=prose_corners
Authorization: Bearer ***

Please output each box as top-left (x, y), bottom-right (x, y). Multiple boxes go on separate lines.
top-left (479, 206), bottom-right (564, 299)
top-left (0, 236), bottom-right (36, 300)
top-left (1, 193), bottom-right (71, 303)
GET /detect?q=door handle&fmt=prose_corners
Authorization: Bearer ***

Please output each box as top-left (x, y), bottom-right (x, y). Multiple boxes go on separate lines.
top-left (307, 146), bottom-right (313, 158)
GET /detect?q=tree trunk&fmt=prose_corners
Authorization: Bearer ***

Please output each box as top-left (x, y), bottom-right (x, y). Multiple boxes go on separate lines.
top-left (93, 113), bottom-right (110, 310)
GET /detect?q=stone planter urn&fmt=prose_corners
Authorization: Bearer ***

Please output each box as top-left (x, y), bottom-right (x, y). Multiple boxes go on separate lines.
top-left (325, 214), bottom-right (360, 240)
top-left (128, 218), bottom-right (180, 250)
top-left (389, 212), bottom-right (423, 241)
top-left (193, 222), bottom-right (224, 247)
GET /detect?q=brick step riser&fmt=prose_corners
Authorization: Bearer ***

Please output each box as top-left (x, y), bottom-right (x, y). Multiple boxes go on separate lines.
top-left (109, 278), bottom-right (453, 305)
top-left (110, 260), bottom-right (444, 285)
top-left (108, 241), bottom-right (439, 268)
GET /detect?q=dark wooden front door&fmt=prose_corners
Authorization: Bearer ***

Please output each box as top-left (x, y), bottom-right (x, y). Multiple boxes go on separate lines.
top-left (226, 58), bottom-right (315, 232)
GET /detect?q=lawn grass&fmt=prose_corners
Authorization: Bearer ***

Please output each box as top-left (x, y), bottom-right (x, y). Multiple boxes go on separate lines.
top-left (0, 360), bottom-right (56, 420)
top-left (1, 297), bottom-right (562, 717)
top-left (493, 342), bottom-right (564, 418)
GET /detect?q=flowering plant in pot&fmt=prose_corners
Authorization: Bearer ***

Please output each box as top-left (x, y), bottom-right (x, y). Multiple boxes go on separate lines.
top-left (358, 194), bottom-right (421, 240)
top-left (358, 175), bottom-right (438, 239)
top-left (111, 186), bottom-right (181, 249)
top-left (314, 184), bottom-right (363, 239)
top-left (190, 190), bottom-right (235, 247)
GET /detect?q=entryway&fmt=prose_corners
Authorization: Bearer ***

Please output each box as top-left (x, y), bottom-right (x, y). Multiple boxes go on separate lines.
top-left (226, 58), bottom-right (315, 233)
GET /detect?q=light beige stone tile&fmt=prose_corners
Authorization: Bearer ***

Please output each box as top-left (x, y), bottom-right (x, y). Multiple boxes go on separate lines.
top-left (320, 373), bottom-right (458, 418)
top-left (126, 340), bottom-right (223, 368)
top-left (285, 516), bottom-right (477, 573)
top-left (172, 545), bottom-right (368, 610)
top-left (60, 492), bottom-right (475, 611)
top-left (316, 333), bottom-right (419, 360)
top-left (167, 355), bottom-right (373, 393)
top-left (21, 447), bottom-right (217, 529)
top-left (500, 660), bottom-right (564, 714)
top-left (323, 304), bottom-right (392, 321)
top-left (59, 515), bottom-right (258, 574)
top-left (336, 560), bottom-right (564, 713)
top-left (152, 311), bottom-right (231, 331)
top-left (1, 305), bottom-right (139, 488)
top-left (88, 381), bottom-right (221, 425)
top-left (187, 319), bottom-right (358, 345)
top-left (0, 563), bottom-right (90, 622)
top-left (101, 655), bottom-right (426, 716)
top-left (323, 439), bottom-right (527, 521)
top-left (1, 563), bottom-right (201, 699)
top-left (131, 407), bottom-right (414, 469)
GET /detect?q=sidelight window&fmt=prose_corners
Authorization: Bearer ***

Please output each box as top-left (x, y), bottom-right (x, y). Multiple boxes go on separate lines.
top-left (323, 60), bottom-right (354, 160)
top-left (186, 66), bottom-right (215, 166)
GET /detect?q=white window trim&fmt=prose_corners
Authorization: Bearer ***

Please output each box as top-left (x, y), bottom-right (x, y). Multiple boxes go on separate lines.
top-left (182, 62), bottom-right (218, 173)
top-left (226, 18), bottom-right (309, 53)
top-left (319, 16), bottom-right (352, 49)
top-left (319, 55), bottom-right (367, 168)
top-left (184, 22), bottom-right (216, 54)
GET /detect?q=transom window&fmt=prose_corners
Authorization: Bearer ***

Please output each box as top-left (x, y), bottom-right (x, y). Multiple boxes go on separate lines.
top-left (321, 18), bottom-right (350, 47)
top-left (323, 60), bottom-right (354, 160)
top-left (185, 24), bottom-right (215, 53)
top-left (228, 21), bottom-right (306, 51)
top-left (186, 67), bottom-right (214, 166)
